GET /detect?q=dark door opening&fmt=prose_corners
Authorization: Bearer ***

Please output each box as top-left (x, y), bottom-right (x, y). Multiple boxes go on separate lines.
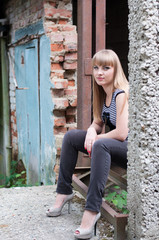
top-left (106, 0), bottom-right (129, 78)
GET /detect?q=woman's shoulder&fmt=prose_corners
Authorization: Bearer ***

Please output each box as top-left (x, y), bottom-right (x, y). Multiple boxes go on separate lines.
top-left (113, 89), bottom-right (125, 98)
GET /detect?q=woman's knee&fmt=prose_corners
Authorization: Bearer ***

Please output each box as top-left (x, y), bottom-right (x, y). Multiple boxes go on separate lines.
top-left (92, 139), bottom-right (110, 157)
top-left (92, 138), bottom-right (110, 152)
top-left (63, 129), bottom-right (86, 145)
top-left (63, 129), bottom-right (77, 142)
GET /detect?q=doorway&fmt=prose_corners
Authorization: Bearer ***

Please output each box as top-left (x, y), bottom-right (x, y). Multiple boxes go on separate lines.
top-left (76, 0), bottom-right (129, 168)
top-left (15, 35), bottom-right (55, 185)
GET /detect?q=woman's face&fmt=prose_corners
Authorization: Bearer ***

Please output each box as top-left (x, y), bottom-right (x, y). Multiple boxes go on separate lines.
top-left (93, 64), bottom-right (114, 88)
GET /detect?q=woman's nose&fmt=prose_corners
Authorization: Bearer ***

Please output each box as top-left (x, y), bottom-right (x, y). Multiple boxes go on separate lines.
top-left (98, 68), bottom-right (103, 74)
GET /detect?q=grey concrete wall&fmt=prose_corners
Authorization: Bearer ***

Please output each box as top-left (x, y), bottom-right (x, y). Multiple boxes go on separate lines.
top-left (127, 0), bottom-right (159, 239)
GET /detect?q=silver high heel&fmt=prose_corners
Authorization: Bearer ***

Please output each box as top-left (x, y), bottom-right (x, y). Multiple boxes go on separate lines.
top-left (74, 212), bottom-right (101, 239)
top-left (46, 193), bottom-right (74, 217)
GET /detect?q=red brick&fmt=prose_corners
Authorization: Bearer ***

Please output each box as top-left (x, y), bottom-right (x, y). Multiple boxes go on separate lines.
top-left (69, 97), bottom-right (77, 107)
top-left (64, 88), bottom-right (77, 96)
top-left (52, 89), bottom-right (64, 98)
top-left (51, 71), bottom-right (64, 79)
top-left (64, 33), bottom-right (77, 44)
top-left (65, 44), bottom-right (78, 52)
top-left (65, 53), bottom-right (77, 61)
top-left (45, 25), bottom-right (58, 33)
top-left (54, 98), bottom-right (69, 109)
top-left (54, 127), bottom-right (67, 135)
top-left (64, 62), bottom-right (77, 70)
top-left (50, 33), bottom-right (63, 43)
top-left (58, 19), bottom-right (68, 25)
top-left (61, 25), bottom-right (76, 32)
top-left (51, 63), bottom-right (63, 70)
top-left (51, 43), bottom-right (65, 52)
top-left (51, 55), bottom-right (64, 63)
top-left (54, 117), bottom-right (66, 127)
top-left (66, 108), bottom-right (77, 116)
top-left (44, 8), bottom-right (72, 18)
top-left (53, 79), bottom-right (68, 89)
top-left (66, 116), bottom-right (75, 124)
top-left (68, 80), bottom-right (75, 87)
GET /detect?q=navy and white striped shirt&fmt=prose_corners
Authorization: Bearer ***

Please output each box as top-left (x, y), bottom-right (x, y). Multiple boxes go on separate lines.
top-left (101, 89), bottom-right (125, 130)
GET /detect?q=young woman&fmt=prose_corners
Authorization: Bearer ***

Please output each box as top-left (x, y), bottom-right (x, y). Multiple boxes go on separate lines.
top-left (46, 49), bottom-right (129, 239)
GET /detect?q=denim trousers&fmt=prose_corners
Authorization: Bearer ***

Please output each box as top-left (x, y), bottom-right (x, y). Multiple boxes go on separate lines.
top-left (56, 129), bottom-right (128, 213)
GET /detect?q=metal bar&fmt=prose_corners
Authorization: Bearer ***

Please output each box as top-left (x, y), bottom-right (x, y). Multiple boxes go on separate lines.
top-left (76, 0), bottom-right (92, 168)
top-left (96, 0), bottom-right (106, 52)
top-left (77, 0), bottom-right (92, 130)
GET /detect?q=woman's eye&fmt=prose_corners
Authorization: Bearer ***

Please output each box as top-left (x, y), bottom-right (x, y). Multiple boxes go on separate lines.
top-left (103, 66), bottom-right (111, 70)
top-left (93, 66), bottom-right (98, 70)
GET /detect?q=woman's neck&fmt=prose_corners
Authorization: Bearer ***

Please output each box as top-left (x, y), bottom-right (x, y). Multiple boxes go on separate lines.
top-left (103, 85), bottom-right (114, 98)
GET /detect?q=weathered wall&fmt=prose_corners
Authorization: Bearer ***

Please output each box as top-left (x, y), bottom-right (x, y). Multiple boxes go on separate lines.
top-left (127, 0), bottom-right (159, 239)
top-left (43, 0), bottom-right (77, 179)
top-left (6, 0), bottom-right (44, 161)
top-left (5, 0), bottom-right (77, 183)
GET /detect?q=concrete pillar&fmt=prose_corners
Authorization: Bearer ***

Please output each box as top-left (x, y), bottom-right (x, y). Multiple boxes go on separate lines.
top-left (127, 0), bottom-right (159, 239)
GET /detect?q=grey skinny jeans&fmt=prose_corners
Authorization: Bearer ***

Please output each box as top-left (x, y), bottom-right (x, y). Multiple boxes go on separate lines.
top-left (56, 129), bottom-right (127, 213)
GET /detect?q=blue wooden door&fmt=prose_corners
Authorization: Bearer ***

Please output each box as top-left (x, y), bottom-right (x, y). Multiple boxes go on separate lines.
top-left (15, 40), bottom-right (40, 185)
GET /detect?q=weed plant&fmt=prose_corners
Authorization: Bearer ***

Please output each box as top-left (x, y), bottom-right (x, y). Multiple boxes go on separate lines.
top-left (0, 161), bottom-right (26, 188)
top-left (104, 185), bottom-right (129, 214)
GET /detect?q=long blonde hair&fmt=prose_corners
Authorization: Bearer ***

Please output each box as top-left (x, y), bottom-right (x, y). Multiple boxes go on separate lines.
top-left (92, 49), bottom-right (129, 121)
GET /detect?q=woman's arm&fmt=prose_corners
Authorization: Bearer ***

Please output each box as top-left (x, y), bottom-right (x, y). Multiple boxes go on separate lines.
top-left (97, 92), bottom-right (129, 141)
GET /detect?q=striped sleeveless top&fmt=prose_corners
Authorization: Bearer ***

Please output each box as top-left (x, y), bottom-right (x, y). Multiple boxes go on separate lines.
top-left (101, 89), bottom-right (125, 130)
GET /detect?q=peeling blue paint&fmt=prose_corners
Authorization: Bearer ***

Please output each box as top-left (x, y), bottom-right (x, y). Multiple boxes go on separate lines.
top-left (15, 19), bottom-right (44, 42)
top-left (15, 21), bottom-right (55, 185)
top-left (40, 35), bottom-right (56, 185)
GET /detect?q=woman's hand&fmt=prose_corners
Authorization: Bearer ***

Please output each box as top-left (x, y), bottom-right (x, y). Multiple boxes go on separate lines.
top-left (84, 127), bottom-right (97, 157)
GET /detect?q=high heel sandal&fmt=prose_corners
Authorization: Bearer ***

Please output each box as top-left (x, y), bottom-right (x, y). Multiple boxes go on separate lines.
top-left (46, 193), bottom-right (74, 217)
top-left (74, 212), bottom-right (101, 239)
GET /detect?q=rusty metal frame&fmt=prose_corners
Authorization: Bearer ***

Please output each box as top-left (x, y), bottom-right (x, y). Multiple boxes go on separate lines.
top-left (77, 0), bottom-right (92, 131)
top-left (72, 174), bottom-right (128, 240)
top-left (95, 0), bottom-right (106, 52)
top-left (76, 0), bottom-right (93, 168)
top-left (77, 0), bottom-right (106, 130)
top-left (77, 0), bottom-right (106, 168)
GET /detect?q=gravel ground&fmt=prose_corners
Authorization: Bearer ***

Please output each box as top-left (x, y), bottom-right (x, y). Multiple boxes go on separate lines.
top-left (0, 185), bottom-right (114, 240)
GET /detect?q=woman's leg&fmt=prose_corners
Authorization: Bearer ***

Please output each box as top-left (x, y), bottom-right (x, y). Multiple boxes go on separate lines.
top-left (85, 138), bottom-right (128, 212)
top-left (56, 129), bottom-right (87, 195)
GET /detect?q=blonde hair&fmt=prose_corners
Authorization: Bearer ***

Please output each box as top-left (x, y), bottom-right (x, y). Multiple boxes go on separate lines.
top-left (92, 49), bottom-right (129, 121)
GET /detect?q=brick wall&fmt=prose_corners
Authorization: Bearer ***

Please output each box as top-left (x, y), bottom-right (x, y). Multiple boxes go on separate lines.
top-left (43, 0), bottom-right (77, 178)
top-left (6, 0), bottom-right (44, 40)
